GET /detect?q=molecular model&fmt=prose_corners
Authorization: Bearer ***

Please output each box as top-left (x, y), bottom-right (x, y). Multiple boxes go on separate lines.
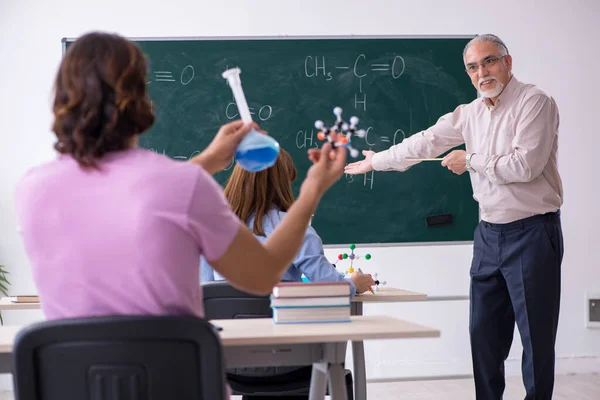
top-left (332, 244), bottom-right (388, 292)
top-left (315, 107), bottom-right (366, 159)
top-left (334, 244), bottom-right (371, 274)
top-left (371, 273), bottom-right (388, 292)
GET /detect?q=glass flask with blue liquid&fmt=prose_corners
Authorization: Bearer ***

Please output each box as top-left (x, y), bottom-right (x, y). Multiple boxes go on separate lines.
top-left (222, 68), bottom-right (280, 172)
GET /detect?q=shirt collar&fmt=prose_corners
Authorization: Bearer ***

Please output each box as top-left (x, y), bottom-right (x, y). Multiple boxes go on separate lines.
top-left (482, 75), bottom-right (519, 108)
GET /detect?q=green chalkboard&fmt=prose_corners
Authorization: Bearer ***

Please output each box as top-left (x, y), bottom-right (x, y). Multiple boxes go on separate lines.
top-left (64, 36), bottom-right (479, 245)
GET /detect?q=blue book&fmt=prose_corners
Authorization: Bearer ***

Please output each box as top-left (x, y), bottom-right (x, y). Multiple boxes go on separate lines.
top-left (272, 305), bottom-right (351, 324)
top-left (269, 295), bottom-right (350, 308)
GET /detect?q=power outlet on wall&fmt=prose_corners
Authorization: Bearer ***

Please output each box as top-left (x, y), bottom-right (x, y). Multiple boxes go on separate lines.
top-left (585, 293), bottom-right (600, 328)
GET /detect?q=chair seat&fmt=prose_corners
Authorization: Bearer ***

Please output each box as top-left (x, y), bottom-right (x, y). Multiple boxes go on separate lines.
top-left (228, 366), bottom-right (354, 399)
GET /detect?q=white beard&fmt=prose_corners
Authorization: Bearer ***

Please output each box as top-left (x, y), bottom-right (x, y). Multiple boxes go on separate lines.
top-left (479, 77), bottom-right (504, 98)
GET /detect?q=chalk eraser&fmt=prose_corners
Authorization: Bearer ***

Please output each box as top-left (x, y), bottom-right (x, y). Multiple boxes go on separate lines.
top-left (426, 214), bottom-right (453, 227)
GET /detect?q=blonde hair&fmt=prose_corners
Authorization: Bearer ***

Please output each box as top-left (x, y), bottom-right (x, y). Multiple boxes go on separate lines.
top-left (224, 149), bottom-right (297, 236)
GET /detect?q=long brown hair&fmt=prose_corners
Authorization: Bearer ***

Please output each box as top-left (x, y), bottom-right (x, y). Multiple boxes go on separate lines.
top-left (224, 149), bottom-right (297, 236)
top-left (52, 32), bottom-right (154, 168)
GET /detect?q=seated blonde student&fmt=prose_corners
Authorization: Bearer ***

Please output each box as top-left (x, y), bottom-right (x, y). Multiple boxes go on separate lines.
top-left (14, 32), bottom-right (346, 322)
top-left (201, 149), bottom-right (374, 297)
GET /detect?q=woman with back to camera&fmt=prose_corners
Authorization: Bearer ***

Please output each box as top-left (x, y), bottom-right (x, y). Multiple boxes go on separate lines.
top-left (14, 32), bottom-right (346, 326)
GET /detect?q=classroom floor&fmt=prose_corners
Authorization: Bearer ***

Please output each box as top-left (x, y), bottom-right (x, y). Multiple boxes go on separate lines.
top-left (1, 373), bottom-right (597, 399)
top-left (362, 373), bottom-right (600, 399)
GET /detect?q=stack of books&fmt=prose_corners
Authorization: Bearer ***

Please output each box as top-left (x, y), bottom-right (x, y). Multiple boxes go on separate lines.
top-left (270, 281), bottom-right (351, 324)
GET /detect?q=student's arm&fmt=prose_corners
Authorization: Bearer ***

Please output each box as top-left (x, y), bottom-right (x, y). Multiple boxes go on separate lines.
top-left (196, 144), bottom-right (346, 295)
top-left (293, 227), bottom-right (356, 295)
top-left (292, 227), bottom-right (378, 298)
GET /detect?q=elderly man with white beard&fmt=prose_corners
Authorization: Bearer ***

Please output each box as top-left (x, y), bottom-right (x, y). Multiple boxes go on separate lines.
top-left (345, 34), bottom-right (563, 400)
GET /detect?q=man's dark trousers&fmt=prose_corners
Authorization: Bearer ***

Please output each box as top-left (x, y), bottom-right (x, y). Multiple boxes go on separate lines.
top-left (470, 211), bottom-right (563, 399)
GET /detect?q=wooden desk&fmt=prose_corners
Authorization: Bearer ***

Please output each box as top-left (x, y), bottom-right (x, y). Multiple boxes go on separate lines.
top-left (0, 287), bottom-right (428, 313)
top-left (0, 289), bottom-right (429, 400)
top-left (351, 287), bottom-right (427, 315)
top-left (216, 315), bottom-right (434, 346)
top-left (0, 315), bottom-right (439, 400)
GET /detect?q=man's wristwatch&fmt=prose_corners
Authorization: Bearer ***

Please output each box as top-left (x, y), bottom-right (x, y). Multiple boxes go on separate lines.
top-left (466, 153), bottom-right (475, 173)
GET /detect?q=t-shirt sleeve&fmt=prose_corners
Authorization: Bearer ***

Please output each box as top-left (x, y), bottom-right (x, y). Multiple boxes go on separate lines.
top-left (187, 168), bottom-right (241, 262)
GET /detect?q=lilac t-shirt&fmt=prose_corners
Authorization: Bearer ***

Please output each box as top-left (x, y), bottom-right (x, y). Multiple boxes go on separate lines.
top-left (14, 148), bottom-right (240, 320)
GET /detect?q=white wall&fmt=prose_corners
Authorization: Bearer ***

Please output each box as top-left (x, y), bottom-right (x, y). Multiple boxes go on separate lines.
top-left (1, 0), bottom-right (599, 386)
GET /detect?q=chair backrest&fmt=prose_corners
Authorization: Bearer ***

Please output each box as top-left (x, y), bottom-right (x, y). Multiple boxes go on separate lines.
top-left (12, 315), bottom-right (227, 400)
top-left (202, 281), bottom-right (308, 378)
top-left (202, 281), bottom-right (272, 320)
top-left (201, 281), bottom-right (354, 398)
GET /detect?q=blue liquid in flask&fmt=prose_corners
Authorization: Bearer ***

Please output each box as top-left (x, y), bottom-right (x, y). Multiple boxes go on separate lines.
top-left (235, 128), bottom-right (280, 172)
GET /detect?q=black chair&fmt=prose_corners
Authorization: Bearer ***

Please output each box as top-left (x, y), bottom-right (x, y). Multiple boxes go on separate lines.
top-left (202, 281), bottom-right (354, 399)
top-left (12, 315), bottom-right (227, 400)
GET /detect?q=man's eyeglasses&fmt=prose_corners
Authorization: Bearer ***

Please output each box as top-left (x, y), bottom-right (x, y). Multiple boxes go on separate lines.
top-left (466, 55), bottom-right (507, 74)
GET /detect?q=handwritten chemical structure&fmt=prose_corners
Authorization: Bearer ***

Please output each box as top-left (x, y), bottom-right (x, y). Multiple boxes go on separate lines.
top-left (295, 127), bottom-right (404, 150)
top-left (148, 148), bottom-right (236, 171)
top-left (149, 65), bottom-right (195, 85)
top-left (304, 54), bottom-right (405, 111)
top-left (295, 125), bottom-right (405, 190)
top-left (222, 65), bottom-right (274, 122)
top-left (146, 56), bottom-right (411, 191)
top-left (304, 54), bottom-right (405, 80)
top-left (225, 102), bottom-right (273, 122)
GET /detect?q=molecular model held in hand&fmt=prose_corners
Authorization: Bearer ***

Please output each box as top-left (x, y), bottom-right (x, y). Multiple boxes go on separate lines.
top-left (315, 107), bottom-right (366, 159)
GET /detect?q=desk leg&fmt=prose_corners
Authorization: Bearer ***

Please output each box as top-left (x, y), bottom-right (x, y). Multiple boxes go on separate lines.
top-left (309, 362), bottom-right (328, 400)
top-left (351, 301), bottom-right (367, 400)
top-left (352, 340), bottom-right (367, 400)
top-left (351, 301), bottom-right (363, 316)
top-left (0, 353), bottom-right (11, 374)
top-left (328, 363), bottom-right (349, 400)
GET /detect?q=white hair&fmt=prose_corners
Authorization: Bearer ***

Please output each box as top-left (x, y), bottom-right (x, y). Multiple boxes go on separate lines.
top-left (463, 34), bottom-right (510, 58)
